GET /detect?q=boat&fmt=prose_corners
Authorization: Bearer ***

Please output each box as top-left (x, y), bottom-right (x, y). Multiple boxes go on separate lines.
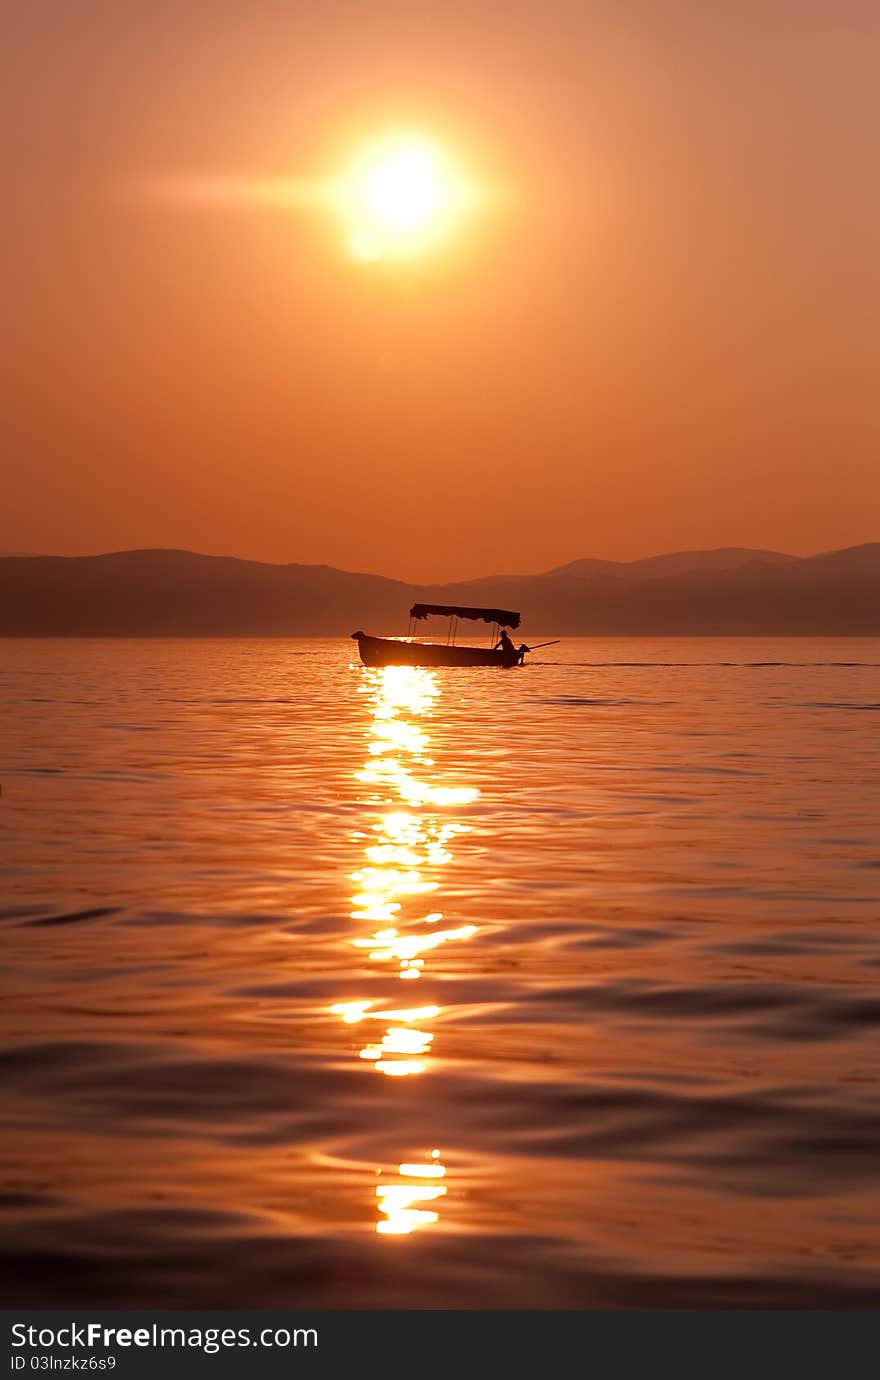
top-left (352, 603), bottom-right (527, 668)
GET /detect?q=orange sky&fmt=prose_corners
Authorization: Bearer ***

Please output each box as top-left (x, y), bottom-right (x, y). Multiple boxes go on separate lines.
top-left (4, 2), bottom-right (879, 582)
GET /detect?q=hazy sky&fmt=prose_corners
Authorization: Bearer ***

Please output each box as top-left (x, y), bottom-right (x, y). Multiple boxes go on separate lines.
top-left (4, 1), bottom-right (879, 581)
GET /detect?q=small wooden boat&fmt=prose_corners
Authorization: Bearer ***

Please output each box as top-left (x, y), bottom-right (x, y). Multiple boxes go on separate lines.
top-left (353, 631), bottom-right (519, 668)
top-left (352, 603), bottom-right (526, 669)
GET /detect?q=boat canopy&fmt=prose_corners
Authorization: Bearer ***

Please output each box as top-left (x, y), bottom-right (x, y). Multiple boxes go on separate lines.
top-left (409, 603), bottom-right (521, 630)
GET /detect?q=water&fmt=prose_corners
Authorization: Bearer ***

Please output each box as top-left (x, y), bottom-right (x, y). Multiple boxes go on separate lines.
top-left (1, 637), bottom-right (879, 1307)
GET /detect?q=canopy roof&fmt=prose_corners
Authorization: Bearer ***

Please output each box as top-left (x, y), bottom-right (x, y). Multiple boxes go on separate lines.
top-left (410, 603), bottom-right (521, 630)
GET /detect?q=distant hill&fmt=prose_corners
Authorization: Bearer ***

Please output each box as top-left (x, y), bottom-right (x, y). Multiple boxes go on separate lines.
top-left (0, 550), bottom-right (413, 637)
top-left (0, 544), bottom-right (878, 635)
top-left (542, 547), bottom-right (798, 581)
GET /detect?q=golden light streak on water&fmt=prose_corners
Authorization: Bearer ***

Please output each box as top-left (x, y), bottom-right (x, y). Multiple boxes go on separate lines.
top-left (332, 665), bottom-right (482, 1234)
top-left (375, 1155), bottom-right (450, 1234)
top-left (399, 1162), bottom-right (446, 1179)
top-left (337, 664), bottom-right (480, 1011)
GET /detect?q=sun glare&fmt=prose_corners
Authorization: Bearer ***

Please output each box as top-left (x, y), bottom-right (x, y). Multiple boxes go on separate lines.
top-left (338, 134), bottom-right (475, 262)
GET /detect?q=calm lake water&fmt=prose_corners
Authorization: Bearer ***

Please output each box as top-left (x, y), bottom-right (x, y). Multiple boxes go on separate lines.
top-left (1, 637), bottom-right (879, 1307)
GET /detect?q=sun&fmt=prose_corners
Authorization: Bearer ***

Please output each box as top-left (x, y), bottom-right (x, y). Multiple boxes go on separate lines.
top-left (362, 144), bottom-right (441, 232)
top-left (337, 134), bottom-right (475, 262)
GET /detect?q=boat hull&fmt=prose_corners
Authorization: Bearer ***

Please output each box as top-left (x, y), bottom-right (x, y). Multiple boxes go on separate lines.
top-left (352, 632), bottom-right (518, 669)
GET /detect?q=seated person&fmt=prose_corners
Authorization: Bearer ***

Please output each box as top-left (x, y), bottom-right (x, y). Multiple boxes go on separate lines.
top-left (495, 628), bottom-right (516, 658)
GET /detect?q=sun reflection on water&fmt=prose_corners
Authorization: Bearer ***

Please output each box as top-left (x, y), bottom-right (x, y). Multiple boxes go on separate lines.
top-left (376, 1151), bottom-right (448, 1235)
top-left (331, 665), bottom-right (480, 1235)
top-left (345, 665), bottom-right (479, 1005)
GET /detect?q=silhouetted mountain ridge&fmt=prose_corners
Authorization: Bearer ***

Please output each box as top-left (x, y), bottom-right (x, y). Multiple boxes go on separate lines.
top-left (1, 545), bottom-right (878, 635)
top-left (540, 547), bottom-right (798, 581)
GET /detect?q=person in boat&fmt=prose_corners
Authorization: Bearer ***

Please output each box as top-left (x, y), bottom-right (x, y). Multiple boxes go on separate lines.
top-left (496, 628), bottom-right (532, 664)
top-left (495, 628), bottom-right (516, 658)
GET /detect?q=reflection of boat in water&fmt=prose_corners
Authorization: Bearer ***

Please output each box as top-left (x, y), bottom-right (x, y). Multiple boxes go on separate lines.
top-left (352, 603), bottom-right (525, 668)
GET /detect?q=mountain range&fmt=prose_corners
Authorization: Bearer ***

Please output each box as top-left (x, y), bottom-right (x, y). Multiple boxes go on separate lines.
top-left (1, 544), bottom-right (878, 636)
